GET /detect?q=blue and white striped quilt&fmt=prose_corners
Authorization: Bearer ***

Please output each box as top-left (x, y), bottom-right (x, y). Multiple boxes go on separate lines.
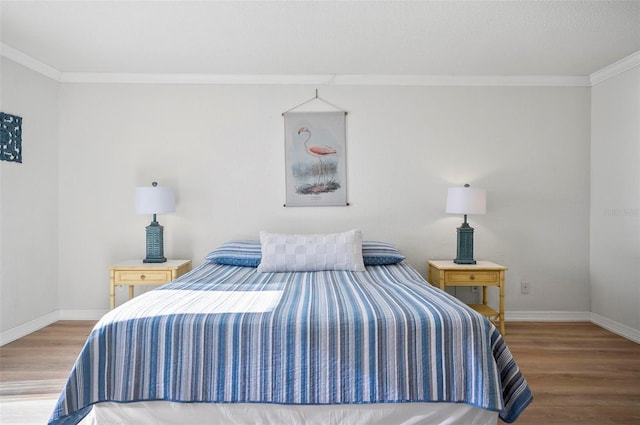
top-left (49, 262), bottom-right (532, 425)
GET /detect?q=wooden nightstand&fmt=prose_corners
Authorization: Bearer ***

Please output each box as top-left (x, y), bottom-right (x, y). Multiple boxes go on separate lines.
top-left (428, 260), bottom-right (507, 334)
top-left (109, 259), bottom-right (191, 309)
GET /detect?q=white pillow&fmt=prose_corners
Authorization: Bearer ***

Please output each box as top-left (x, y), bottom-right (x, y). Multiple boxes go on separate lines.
top-left (257, 229), bottom-right (365, 272)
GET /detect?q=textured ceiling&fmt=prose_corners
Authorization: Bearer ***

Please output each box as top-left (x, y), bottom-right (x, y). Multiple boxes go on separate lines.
top-left (1, 1), bottom-right (639, 76)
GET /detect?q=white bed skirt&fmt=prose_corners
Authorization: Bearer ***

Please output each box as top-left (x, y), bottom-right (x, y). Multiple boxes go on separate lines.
top-left (79, 401), bottom-right (499, 425)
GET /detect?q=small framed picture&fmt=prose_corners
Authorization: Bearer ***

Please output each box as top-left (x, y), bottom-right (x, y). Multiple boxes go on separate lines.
top-left (1, 112), bottom-right (23, 163)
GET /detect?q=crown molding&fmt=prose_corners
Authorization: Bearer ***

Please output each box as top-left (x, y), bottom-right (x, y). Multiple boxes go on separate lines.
top-left (1, 42), bottom-right (62, 81)
top-left (58, 72), bottom-right (333, 85)
top-left (0, 42), bottom-right (609, 88)
top-left (57, 72), bottom-right (591, 87)
top-left (590, 50), bottom-right (640, 86)
top-left (332, 74), bottom-right (590, 86)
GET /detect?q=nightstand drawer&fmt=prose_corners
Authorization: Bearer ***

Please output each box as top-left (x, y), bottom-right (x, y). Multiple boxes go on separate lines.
top-left (114, 270), bottom-right (172, 284)
top-left (444, 270), bottom-right (500, 285)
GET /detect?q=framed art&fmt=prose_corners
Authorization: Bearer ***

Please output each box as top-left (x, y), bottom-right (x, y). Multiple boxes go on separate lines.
top-left (283, 111), bottom-right (347, 207)
top-left (0, 112), bottom-right (23, 163)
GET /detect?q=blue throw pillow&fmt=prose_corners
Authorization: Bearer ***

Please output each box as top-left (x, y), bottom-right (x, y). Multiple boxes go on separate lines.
top-left (362, 241), bottom-right (405, 265)
top-left (205, 240), bottom-right (262, 267)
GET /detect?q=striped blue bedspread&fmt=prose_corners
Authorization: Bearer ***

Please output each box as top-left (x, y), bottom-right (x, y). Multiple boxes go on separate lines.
top-left (49, 262), bottom-right (532, 425)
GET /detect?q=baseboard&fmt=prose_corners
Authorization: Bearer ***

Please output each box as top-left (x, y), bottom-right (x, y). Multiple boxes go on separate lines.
top-left (506, 310), bottom-right (592, 322)
top-left (0, 310), bottom-right (59, 346)
top-left (591, 313), bottom-right (640, 344)
top-left (0, 310), bottom-right (106, 346)
top-left (58, 309), bottom-right (108, 320)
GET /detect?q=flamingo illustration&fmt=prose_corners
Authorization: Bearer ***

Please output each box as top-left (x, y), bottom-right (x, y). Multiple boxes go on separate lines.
top-left (297, 127), bottom-right (336, 187)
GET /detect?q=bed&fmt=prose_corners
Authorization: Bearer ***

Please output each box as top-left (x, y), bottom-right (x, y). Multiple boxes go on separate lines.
top-left (49, 233), bottom-right (532, 425)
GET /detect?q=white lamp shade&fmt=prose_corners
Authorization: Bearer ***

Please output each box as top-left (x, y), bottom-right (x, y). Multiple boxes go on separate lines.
top-left (446, 186), bottom-right (486, 215)
top-left (135, 185), bottom-right (176, 215)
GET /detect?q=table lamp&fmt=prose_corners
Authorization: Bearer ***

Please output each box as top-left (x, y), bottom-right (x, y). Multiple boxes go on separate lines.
top-left (135, 181), bottom-right (175, 263)
top-left (446, 184), bottom-right (486, 264)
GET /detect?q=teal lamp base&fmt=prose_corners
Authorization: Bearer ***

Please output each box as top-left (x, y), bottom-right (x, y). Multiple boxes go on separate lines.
top-left (143, 220), bottom-right (167, 263)
top-left (454, 221), bottom-right (476, 265)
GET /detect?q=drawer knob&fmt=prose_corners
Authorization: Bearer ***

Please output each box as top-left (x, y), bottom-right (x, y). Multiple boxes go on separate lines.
top-left (140, 275), bottom-right (146, 280)
top-left (470, 274), bottom-right (475, 280)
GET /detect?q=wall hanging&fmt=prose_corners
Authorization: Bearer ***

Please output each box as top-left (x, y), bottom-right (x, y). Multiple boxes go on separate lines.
top-left (0, 112), bottom-right (23, 163)
top-left (282, 91), bottom-right (348, 207)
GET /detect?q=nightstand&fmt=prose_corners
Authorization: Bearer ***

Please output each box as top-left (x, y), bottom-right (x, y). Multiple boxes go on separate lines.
top-left (427, 260), bottom-right (506, 334)
top-left (109, 259), bottom-right (191, 309)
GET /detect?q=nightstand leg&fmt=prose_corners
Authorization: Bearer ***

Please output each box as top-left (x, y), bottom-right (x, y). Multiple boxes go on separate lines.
top-left (499, 270), bottom-right (505, 334)
top-left (110, 270), bottom-right (115, 310)
top-left (129, 285), bottom-right (135, 300)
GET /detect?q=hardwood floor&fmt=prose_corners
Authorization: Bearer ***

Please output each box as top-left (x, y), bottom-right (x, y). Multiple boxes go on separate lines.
top-left (0, 321), bottom-right (96, 424)
top-left (502, 322), bottom-right (640, 425)
top-left (1, 321), bottom-right (638, 424)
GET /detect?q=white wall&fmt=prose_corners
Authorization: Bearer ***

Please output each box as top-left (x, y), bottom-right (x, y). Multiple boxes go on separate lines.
top-left (56, 83), bottom-right (591, 315)
top-left (0, 58), bottom-right (59, 333)
top-left (590, 66), bottom-right (640, 332)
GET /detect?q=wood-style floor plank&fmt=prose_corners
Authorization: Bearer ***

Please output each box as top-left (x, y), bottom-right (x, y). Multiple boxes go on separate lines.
top-left (0, 321), bottom-right (95, 394)
top-left (1, 321), bottom-right (638, 424)
top-left (501, 322), bottom-right (640, 425)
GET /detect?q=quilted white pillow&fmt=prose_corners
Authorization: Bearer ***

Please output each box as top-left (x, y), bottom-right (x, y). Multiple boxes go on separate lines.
top-left (257, 229), bottom-right (365, 272)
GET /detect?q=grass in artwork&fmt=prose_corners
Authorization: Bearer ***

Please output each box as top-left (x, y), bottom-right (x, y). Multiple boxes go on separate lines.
top-left (297, 179), bottom-right (341, 195)
top-left (293, 160), bottom-right (341, 195)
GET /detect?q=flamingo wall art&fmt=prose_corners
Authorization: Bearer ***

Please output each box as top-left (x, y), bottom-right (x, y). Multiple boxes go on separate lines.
top-left (283, 111), bottom-right (347, 207)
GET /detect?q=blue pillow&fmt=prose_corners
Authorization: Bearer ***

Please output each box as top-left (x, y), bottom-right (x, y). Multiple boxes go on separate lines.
top-left (362, 240), bottom-right (405, 265)
top-left (206, 240), bottom-right (405, 267)
top-left (205, 240), bottom-right (262, 267)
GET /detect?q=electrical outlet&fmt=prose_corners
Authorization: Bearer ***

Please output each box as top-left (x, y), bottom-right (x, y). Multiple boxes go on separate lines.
top-left (521, 281), bottom-right (530, 294)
